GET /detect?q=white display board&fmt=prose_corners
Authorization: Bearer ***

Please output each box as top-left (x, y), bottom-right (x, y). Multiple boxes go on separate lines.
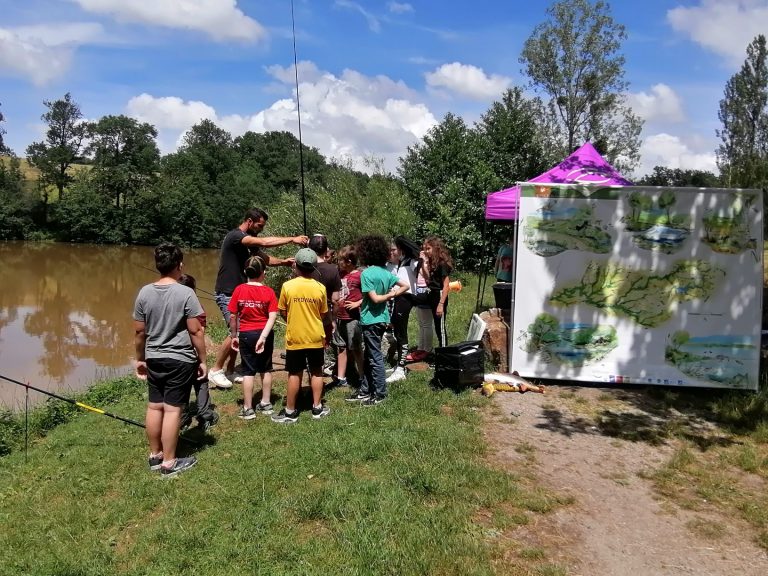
top-left (510, 183), bottom-right (763, 390)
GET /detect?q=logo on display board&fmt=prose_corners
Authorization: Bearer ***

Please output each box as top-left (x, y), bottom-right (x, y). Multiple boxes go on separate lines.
top-left (534, 185), bottom-right (551, 198)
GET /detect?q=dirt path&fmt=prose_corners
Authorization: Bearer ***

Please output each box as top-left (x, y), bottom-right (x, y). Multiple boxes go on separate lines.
top-left (483, 384), bottom-right (768, 576)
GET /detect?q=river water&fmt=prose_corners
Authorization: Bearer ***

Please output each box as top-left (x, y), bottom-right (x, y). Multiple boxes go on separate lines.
top-left (0, 242), bottom-right (221, 409)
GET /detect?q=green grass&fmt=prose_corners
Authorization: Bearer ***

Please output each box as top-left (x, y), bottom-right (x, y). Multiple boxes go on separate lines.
top-left (0, 274), bottom-right (568, 575)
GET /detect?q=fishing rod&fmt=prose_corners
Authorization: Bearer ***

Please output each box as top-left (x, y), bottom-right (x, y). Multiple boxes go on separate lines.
top-left (291, 0), bottom-right (308, 236)
top-left (0, 373), bottom-right (145, 429)
top-left (0, 373), bottom-right (204, 446)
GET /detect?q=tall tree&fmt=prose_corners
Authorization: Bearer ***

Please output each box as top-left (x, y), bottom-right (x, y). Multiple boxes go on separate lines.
top-left (0, 156), bottom-right (29, 239)
top-left (519, 0), bottom-right (642, 172)
top-left (717, 34), bottom-right (768, 189)
top-left (0, 102), bottom-right (10, 155)
top-left (26, 93), bottom-right (87, 200)
top-left (399, 113), bottom-right (494, 268)
top-left (86, 115), bottom-right (160, 210)
top-left (478, 87), bottom-right (556, 189)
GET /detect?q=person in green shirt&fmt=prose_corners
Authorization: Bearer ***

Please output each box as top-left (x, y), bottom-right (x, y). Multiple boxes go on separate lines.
top-left (346, 235), bottom-right (408, 406)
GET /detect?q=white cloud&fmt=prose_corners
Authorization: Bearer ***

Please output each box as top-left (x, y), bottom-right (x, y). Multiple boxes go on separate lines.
top-left (425, 62), bottom-right (512, 100)
top-left (71, 0), bottom-right (266, 42)
top-left (638, 133), bottom-right (717, 177)
top-left (0, 23), bottom-right (104, 85)
top-left (334, 0), bottom-right (381, 33)
top-left (125, 62), bottom-right (437, 171)
top-left (667, 0), bottom-right (768, 65)
top-left (628, 84), bottom-right (685, 123)
top-left (388, 2), bottom-right (414, 14)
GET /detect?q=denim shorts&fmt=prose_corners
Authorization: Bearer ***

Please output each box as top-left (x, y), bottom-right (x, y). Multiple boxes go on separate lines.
top-left (215, 292), bottom-right (232, 325)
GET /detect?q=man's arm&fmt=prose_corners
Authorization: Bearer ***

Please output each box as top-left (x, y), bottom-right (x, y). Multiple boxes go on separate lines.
top-left (241, 235), bottom-right (308, 248)
top-left (186, 317), bottom-right (208, 379)
top-left (133, 320), bottom-right (148, 380)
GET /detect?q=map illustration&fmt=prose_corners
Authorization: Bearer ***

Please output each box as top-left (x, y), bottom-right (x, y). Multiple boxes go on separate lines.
top-left (623, 190), bottom-right (691, 254)
top-left (549, 260), bottom-right (725, 327)
top-left (520, 313), bottom-right (618, 367)
top-left (665, 332), bottom-right (756, 388)
top-left (702, 192), bottom-right (758, 254)
top-left (523, 200), bottom-right (612, 257)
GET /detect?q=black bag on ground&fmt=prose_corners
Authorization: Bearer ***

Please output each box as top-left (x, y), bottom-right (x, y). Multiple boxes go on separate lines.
top-left (432, 340), bottom-right (484, 390)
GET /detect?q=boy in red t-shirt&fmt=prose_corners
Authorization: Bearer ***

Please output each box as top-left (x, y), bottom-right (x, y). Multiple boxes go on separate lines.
top-left (227, 256), bottom-right (279, 419)
top-left (332, 245), bottom-right (365, 388)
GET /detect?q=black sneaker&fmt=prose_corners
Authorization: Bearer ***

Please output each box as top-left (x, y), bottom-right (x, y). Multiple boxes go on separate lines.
top-left (160, 456), bottom-right (197, 478)
top-left (271, 408), bottom-right (299, 424)
top-left (363, 396), bottom-right (385, 406)
top-left (345, 391), bottom-right (370, 402)
top-left (199, 412), bottom-right (220, 432)
top-left (148, 453), bottom-right (163, 471)
top-left (311, 404), bottom-right (330, 419)
top-left (180, 413), bottom-right (193, 432)
top-left (254, 402), bottom-right (274, 415)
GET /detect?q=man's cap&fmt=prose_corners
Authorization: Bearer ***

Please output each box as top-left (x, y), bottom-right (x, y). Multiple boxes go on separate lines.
top-left (295, 247), bottom-right (318, 270)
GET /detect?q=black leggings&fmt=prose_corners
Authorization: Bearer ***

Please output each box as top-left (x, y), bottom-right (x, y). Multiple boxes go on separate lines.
top-left (429, 290), bottom-right (448, 348)
top-left (392, 294), bottom-right (414, 367)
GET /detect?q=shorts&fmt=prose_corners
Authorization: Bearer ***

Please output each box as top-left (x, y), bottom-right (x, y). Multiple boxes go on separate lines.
top-left (239, 330), bottom-right (274, 376)
top-left (284, 348), bottom-right (324, 374)
top-left (332, 318), bottom-right (362, 350)
top-left (215, 292), bottom-right (232, 325)
top-left (146, 358), bottom-right (197, 407)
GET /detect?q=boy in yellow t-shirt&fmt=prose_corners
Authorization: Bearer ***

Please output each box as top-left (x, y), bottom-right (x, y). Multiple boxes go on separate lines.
top-left (272, 248), bottom-right (330, 423)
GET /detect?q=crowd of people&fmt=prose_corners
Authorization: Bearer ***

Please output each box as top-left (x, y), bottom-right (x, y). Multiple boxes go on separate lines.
top-left (132, 207), bottom-right (454, 477)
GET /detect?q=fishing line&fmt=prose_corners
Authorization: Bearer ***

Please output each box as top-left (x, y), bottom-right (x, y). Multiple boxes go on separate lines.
top-left (290, 0), bottom-right (308, 235)
top-left (132, 262), bottom-right (216, 301)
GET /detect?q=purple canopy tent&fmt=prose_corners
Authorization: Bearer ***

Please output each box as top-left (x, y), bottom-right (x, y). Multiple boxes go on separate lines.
top-left (476, 142), bottom-right (633, 319)
top-left (484, 141), bottom-right (633, 221)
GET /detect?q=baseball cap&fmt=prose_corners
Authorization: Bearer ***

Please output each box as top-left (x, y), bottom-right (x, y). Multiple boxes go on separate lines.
top-left (295, 247), bottom-right (318, 271)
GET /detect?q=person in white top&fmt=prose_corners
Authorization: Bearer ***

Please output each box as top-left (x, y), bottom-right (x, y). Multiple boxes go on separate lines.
top-left (386, 236), bottom-right (422, 383)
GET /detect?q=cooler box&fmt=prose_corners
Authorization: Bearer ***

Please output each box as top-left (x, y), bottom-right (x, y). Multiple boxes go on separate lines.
top-left (433, 340), bottom-right (484, 390)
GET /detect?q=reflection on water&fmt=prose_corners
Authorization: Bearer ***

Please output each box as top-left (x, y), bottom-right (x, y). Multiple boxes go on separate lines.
top-left (0, 242), bottom-right (220, 409)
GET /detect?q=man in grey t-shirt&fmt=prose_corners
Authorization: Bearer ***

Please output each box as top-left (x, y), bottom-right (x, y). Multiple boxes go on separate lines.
top-left (133, 243), bottom-right (207, 478)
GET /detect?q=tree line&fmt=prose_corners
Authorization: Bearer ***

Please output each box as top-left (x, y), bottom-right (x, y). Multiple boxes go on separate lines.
top-left (1, 0), bottom-right (766, 268)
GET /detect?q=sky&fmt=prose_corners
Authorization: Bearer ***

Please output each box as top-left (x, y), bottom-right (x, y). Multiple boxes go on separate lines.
top-left (1, 0), bottom-right (767, 179)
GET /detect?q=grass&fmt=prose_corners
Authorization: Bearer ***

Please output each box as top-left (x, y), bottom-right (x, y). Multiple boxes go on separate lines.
top-left (0, 274), bottom-right (570, 576)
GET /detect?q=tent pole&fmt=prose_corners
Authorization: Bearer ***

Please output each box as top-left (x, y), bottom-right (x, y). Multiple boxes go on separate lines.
top-left (475, 217), bottom-right (489, 314)
top-left (508, 213), bottom-right (520, 371)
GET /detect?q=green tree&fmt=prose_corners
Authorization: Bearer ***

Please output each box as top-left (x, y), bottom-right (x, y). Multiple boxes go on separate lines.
top-left (0, 156), bottom-right (30, 239)
top-left (637, 166), bottom-right (720, 187)
top-left (399, 113), bottom-right (494, 268)
top-left (717, 34), bottom-right (768, 189)
top-left (55, 171), bottom-right (121, 243)
top-left (234, 130), bottom-right (328, 195)
top-left (0, 102), bottom-right (10, 155)
top-left (86, 115), bottom-right (160, 210)
top-left (477, 87), bottom-right (556, 190)
top-left (519, 0), bottom-right (642, 171)
top-left (25, 93), bottom-right (88, 203)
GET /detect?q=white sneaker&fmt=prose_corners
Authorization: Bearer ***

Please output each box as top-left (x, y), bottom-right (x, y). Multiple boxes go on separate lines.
top-left (208, 369), bottom-right (233, 389)
top-left (386, 366), bottom-right (408, 383)
top-left (233, 375), bottom-right (244, 384)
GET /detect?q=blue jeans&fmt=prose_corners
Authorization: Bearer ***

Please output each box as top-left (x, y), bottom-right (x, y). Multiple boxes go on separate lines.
top-left (361, 323), bottom-right (387, 399)
top-left (214, 292), bottom-right (232, 325)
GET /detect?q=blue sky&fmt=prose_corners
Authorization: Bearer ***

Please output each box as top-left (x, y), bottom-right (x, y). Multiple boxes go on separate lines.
top-left (1, 0), bottom-right (767, 177)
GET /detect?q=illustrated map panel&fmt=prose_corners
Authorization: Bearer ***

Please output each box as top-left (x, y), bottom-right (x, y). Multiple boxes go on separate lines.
top-left (510, 184), bottom-right (763, 390)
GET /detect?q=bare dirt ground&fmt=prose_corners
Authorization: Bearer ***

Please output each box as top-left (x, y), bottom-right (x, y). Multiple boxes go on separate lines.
top-left (482, 383), bottom-right (768, 576)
